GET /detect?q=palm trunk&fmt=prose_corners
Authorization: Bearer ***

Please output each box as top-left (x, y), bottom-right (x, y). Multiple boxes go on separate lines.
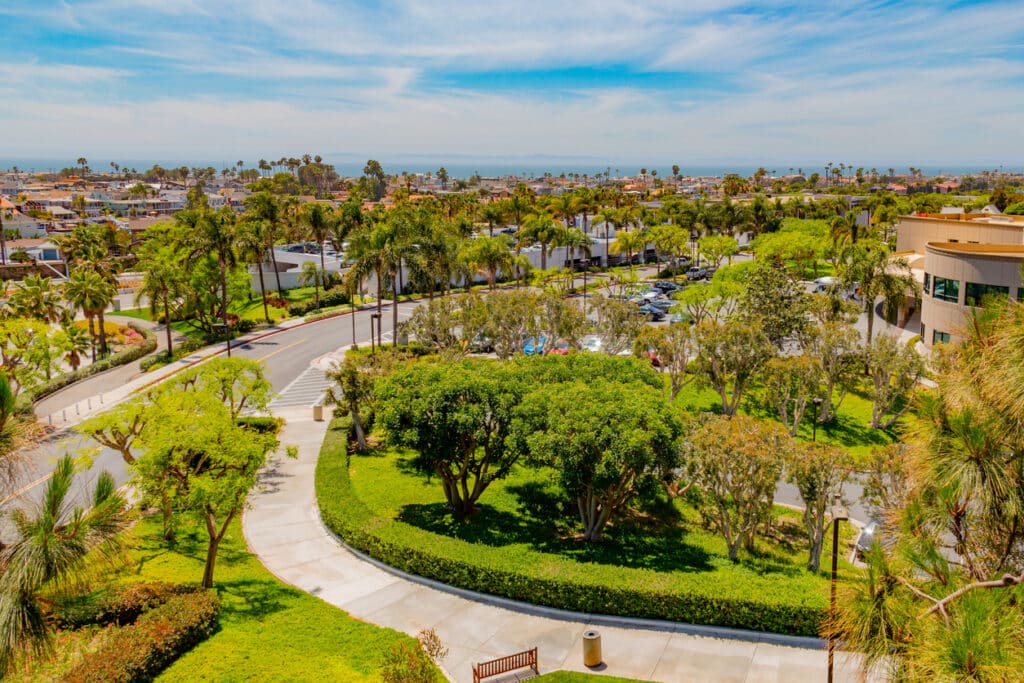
top-left (220, 256), bottom-right (231, 357)
top-left (392, 270), bottom-right (399, 348)
top-left (163, 295), bottom-right (173, 359)
top-left (87, 314), bottom-right (97, 362)
top-left (257, 259), bottom-right (270, 323)
top-left (269, 238), bottom-right (283, 293)
top-left (97, 309), bottom-right (109, 357)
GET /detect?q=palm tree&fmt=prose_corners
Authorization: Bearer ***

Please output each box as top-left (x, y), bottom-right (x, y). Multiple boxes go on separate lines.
top-left (7, 275), bottom-right (66, 323)
top-left (135, 243), bottom-right (185, 358)
top-left (830, 211), bottom-right (862, 249)
top-left (243, 192), bottom-right (284, 293)
top-left (299, 261), bottom-right (324, 310)
top-left (59, 321), bottom-right (91, 371)
top-left (301, 202), bottom-right (337, 284)
top-left (591, 206), bottom-right (621, 267)
top-left (839, 240), bottom-right (919, 343)
top-left (479, 201), bottom-right (506, 237)
top-left (518, 213), bottom-right (563, 271)
top-left (0, 455), bottom-right (129, 675)
top-left (64, 268), bottom-right (116, 360)
top-left (609, 228), bottom-right (649, 276)
top-left (459, 235), bottom-right (513, 290)
top-left (236, 219), bottom-right (272, 324)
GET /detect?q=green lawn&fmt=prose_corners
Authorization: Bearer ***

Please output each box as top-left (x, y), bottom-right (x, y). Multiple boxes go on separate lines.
top-left (669, 377), bottom-right (899, 458)
top-left (112, 515), bottom-right (438, 682)
top-left (536, 673), bottom-right (645, 682)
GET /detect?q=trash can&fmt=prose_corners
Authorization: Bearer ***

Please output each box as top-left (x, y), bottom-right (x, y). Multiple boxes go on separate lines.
top-left (312, 404), bottom-right (324, 421)
top-left (582, 630), bottom-right (602, 667)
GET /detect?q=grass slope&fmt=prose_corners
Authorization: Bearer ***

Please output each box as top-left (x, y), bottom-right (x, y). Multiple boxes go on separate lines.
top-left (118, 515), bottom-right (437, 682)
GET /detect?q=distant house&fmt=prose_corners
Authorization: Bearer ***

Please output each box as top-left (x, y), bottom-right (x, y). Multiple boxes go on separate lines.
top-left (2, 237), bottom-right (62, 262)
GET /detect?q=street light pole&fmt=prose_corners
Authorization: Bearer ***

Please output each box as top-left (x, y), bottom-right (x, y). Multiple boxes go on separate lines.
top-left (828, 492), bottom-right (848, 683)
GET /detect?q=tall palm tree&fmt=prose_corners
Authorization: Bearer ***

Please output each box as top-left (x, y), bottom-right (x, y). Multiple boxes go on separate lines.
top-left (236, 219), bottom-right (272, 324)
top-left (591, 206), bottom-right (621, 266)
top-left (243, 192), bottom-right (284, 293)
top-left (479, 201), bottom-right (506, 237)
top-left (135, 243), bottom-right (185, 358)
top-left (64, 268), bottom-right (116, 360)
top-left (518, 213), bottom-right (563, 271)
top-left (301, 202), bottom-right (337, 283)
top-left (0, 455), bottom-right (129, 675)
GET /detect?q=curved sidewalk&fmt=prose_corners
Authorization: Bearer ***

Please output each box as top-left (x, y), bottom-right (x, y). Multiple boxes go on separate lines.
top-left (243, 408), bottom-right (875, 683)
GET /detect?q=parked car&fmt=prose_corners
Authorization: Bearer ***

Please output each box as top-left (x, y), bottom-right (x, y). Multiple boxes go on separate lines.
top-left (651, 280), bottom-right (685, 294)
top-left (580, 334), bottom-right (603, 353)
top-left (547, 339), bottom-right (571, 355)
top-left (685, 266), bottom-right (708, 281)
top-left (637, 303), bottom-right (666, 321)
top-left (855, 518), bottom-right (894, 559)
top-left (670, 310), bottom-right (693, 325)
top-left (522, 336), bottom-right (548, 356)
top-left (469, 333), bottom-right (494, 353)
top-left (646, 297), bottom-right (675, 311)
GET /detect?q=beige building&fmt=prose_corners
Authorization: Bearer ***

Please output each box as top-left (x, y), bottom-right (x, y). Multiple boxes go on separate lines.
top-left (895, 213), bottom-right (1024, 347)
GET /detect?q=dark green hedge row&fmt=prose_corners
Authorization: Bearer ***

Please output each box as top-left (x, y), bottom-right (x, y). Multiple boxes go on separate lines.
top-left (63, 590), bottom-right (220, 683)
top-left (315, 418), bottom-right (825, 637)
top-left (287, 286), bottom-right (350, 317)
top-left (138, 335), bottom-right (208, 372)
top-left (29, 322), bottom-right (157, 404)
top-left (56, 582), bottom-right (197, 629)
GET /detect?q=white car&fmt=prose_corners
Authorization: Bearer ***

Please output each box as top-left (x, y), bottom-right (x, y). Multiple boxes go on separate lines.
top-left (580, 334), bottom-right (603, 353)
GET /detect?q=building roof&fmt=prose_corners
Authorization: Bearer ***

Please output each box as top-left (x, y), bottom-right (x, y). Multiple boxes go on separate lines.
top-left (926, 242), bottom-right (1024, 259)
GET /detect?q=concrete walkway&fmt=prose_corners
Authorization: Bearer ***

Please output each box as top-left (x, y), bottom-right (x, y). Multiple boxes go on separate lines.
top-left (244, 408), bottom-right (876, 683)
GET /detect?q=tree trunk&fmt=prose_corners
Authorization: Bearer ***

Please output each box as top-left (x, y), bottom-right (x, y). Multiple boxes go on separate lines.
top-left (269, 241), bottom-right (283, 293)
top-left (351, 407), bottom-right (367, 451)
top-left (392, 270), bottom-right (399, 348)
top-left (202, 509), bottom-right (234, 589)
top-left (87, 314), bottom-right (96, 362)
top-left (257, 259), bottom-right (270, 324)
top-left (162, 488), bottom-right (175, 542)
top-left (97, 309), bottom-right (109, 358)
top-left (220, 255), bottom-right (231, 357)
top-left (150, 301), bottom-right (168, 363)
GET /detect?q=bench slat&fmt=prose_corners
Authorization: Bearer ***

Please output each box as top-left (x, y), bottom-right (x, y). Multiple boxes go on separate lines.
top-left (473, 647), bottom-right (538, 682)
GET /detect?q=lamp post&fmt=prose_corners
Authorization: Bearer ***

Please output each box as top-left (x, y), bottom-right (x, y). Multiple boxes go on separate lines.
top-left (828, 492), bottom-right (848, 683)
top-left (811, 396), bottom-right (823, 442)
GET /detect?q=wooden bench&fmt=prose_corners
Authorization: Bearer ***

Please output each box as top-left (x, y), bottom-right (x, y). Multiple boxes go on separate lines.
top-left (472, 647), bottom-right (539, 682)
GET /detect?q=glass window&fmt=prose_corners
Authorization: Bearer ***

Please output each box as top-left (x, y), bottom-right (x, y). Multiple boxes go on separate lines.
top-left (923, 273), bottom-right (931, 295)
top-left (920, 323), bottom-right (926, 339)
top-left (932, 277), bottom-right (959, 303)
top-left (965, 282), bottom-right (1009, 307)
top-left (932, 330), bottom-right (951, 345)
top-left (1018, 288), bottom-right (1024, 301)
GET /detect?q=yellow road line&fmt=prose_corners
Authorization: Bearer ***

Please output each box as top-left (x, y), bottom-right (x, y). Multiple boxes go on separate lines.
top-left (256, 338), bottom-right (308, 362)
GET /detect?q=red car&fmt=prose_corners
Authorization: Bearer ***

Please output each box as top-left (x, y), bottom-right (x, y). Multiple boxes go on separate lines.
top-left (547, 339), bottom-right (571, 355)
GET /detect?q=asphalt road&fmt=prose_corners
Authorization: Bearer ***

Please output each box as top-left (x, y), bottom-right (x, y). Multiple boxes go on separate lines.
top-left (1, 302), bottom-right (418, 536)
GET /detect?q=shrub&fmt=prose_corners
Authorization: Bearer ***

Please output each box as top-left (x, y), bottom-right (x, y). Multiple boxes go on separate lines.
top-left (139, 335), bottom-right (206, 372)
top-left (30, 322), bottom-right (157, 402)
top-left (63, 590), bottom-right (220, 683)
top-left (316, 418), bottom-right (826, 637)
top-left (286, 286), bottom-right (350, 317)
top-left (236, 415), bottom-right (284, 434)
top-left (55, 582), bottom-right (197, 629)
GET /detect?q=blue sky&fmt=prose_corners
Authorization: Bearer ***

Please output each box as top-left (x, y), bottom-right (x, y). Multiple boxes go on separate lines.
top-left (1, 0), bottom-right (1022, 167)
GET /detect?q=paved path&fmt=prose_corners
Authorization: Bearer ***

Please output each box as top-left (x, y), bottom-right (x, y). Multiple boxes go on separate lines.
top-left (244, 408), bottom-right (877, 683)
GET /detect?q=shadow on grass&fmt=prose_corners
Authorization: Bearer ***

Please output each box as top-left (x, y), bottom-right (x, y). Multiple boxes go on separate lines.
top-left (214, 578), bottom-right (293, 621)
top-left (397, 487), bottom-right (720, 574)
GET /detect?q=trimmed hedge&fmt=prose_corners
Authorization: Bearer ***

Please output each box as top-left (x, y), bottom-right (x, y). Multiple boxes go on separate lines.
top-left (56, 582), bottom-right (196, 629)
top-left (286, 286), bottom-right (350, 317)
top-left (315, 418), bottom-right (826, 637)
top-left (63, 590), bottom-right (220, 683)
top-left (29, 321), bottom-right (157, 403)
